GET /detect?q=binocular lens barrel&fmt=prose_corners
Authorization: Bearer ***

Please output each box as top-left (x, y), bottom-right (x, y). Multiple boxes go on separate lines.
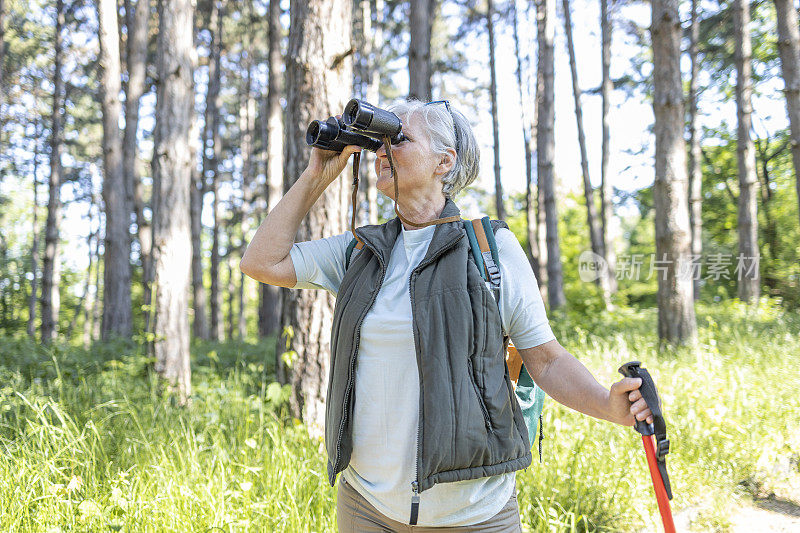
top-left (343, 99), bottom-right (403, 139)
top-left (305, 117), bottom-right (382, 153)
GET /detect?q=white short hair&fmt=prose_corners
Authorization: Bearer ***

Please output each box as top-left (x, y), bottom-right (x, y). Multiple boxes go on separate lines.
top-left (386, 99), bottom-right (480, 197)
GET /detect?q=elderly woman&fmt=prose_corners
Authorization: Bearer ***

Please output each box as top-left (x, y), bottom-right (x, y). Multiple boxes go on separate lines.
top-left (240, 100), bottom-right (652, 532)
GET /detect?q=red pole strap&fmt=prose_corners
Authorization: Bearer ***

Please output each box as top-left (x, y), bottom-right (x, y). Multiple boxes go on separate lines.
top-left (642, 435), bottom-right (676, 533)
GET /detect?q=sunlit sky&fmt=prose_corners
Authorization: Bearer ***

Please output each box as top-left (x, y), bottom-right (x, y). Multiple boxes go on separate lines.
top-left (2, 0), bottom-right (791, 276)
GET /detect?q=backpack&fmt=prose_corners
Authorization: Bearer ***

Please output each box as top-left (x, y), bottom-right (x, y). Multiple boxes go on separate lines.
top-left (345, 216), bottom-right (546, 460)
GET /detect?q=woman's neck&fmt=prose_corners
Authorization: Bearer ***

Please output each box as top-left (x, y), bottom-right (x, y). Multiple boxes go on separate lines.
top-left (397, 191), bottom-right (447, 230)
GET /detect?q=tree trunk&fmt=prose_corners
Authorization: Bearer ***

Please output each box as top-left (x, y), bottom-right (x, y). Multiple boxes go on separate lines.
top-left (562, 0), bottom-right (608, 303)
top-left (151, 0), bottom-right (195, 401)
top-left (353, 0), bottom-right (380, 225)
top-left (535, 0), bottom-right (547, 299)
top-left (364, 0), bottom-right (382, 225)
top-left (537, 0), bottom-right (564, 309)
top-left (487, 0), bottom-right (504, 220)
top-left (123, 0), bottom-right (152, 324)
top-left (258, 0), bottom-right (283, 339)
top-left (0, 0), bottom-right (5, 111)
top-left (773, 0), bottom-right (800, 228)
top-left (41, 0), bottom-right (65, 343)
top-left (281, 0), bottom-right (352, 438)
top-left (91, 211), bottom-right (103, 343)
top-left (27, 120), bottom-right (42, 340)
top-left (408, 0), bottom-right (433, 101)
top-left (687, 0), bottom-right (702, 300)
top-left (189, 0), bottom-right (208, 342)
top-left (651, 0), bottom-right (697, 344)
top-left (98, 0), bottom-right (134, 338)
top-left (206, 0), bottom-right (224, 341)
top-left (190, 136), bottom-right (208, 339)
top-left (599, 0), bottom-right (617, 294)
top-left (226, 248), bottom-right (235, 341)
top-left (733, 0), bottom-right (760, 303)
top-left (511, 0), bottom-right (538, 269)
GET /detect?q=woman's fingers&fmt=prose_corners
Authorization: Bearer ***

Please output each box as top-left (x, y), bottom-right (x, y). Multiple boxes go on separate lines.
top-left (628, 389), bottom-right (642, 402)
top-left (630, 398), bottom-right (653, 423)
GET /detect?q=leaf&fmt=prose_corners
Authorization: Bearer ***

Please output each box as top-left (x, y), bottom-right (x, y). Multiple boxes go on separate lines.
top-left (77, 499), bottom-right (103, 521)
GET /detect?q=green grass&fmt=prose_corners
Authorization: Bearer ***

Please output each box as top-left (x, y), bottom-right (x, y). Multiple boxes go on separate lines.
top-left (1, 299), bottom-right (799, 532)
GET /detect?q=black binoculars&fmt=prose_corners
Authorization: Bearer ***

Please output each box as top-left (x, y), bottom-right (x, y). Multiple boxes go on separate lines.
top-left (305, 99), bottom-right (406, 153)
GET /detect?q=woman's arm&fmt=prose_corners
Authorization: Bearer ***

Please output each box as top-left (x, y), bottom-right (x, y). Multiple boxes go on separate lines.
top-left (239, 144), bottom-right (361, 287)
top-left (517, 340), bottom-right (653, 426)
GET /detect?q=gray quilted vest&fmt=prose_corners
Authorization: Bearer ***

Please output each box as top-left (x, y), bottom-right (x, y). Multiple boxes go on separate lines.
top-left (325, 198), bottom-right (532, 497)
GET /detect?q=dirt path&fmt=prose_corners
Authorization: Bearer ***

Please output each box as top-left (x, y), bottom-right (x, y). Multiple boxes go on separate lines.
top-left (666, 497), bottom-right (800, 532)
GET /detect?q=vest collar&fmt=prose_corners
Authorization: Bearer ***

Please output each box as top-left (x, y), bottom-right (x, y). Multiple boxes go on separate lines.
top-left (354, 197), bottom-right (464, 265)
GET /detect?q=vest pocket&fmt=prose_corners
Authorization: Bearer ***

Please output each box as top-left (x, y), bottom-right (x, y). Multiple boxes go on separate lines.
top-left (467, 357), bottom-right (493, 433)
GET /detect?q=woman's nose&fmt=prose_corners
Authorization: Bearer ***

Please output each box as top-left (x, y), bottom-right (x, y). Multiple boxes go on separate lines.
top-left (376, 143), bottom-right (386, 158)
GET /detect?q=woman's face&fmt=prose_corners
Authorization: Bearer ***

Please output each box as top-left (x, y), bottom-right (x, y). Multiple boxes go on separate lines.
top-left (373, 113), bottom-right (452, 200)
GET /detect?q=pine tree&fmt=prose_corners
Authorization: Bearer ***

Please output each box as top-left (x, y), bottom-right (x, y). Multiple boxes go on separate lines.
top-left (151, 0), bottom-right (196, 400)
top-left (651, 0), bottom-right (697, 343)
top-left (280, 0), bottom-right (352, 437)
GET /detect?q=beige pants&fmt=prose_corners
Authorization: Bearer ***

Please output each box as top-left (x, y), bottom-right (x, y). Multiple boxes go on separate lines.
top-left (335, 476), bottom-right (523, 532)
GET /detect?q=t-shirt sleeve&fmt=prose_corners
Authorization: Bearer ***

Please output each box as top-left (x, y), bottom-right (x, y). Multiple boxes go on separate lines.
top-left (289, 231), bottom-right (353, 296)
top-left (495, 228), bottom-right (556, 349)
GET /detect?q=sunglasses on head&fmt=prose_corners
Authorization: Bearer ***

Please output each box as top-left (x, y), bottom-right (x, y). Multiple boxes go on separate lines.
top-left (424, 100), bottom-right (460, 154)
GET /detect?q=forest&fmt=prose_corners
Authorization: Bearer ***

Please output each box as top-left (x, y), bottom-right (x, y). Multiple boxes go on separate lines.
top-left (0, 0), bottom-right (799, 531)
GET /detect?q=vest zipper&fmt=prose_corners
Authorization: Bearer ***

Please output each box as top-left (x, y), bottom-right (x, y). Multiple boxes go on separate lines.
top-left (331, 245), bottom-right (387, 478)
top-left (407, 233), bottom-right (464, 525)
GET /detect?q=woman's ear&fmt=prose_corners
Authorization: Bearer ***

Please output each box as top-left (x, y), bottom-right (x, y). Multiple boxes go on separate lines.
top-left (436, 148), bottom-right (456, 175)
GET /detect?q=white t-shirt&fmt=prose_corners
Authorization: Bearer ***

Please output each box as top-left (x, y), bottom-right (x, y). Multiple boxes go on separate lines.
top-left (290, 224), bottom-right (555, 526)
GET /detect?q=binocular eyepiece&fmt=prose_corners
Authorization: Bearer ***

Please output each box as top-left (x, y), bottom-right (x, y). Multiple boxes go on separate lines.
top-left (305, 99), bottom-right (406, 153)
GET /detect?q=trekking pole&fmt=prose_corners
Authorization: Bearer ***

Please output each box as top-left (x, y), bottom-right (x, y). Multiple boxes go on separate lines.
top-left (618, 361), bottom-right (676, 533)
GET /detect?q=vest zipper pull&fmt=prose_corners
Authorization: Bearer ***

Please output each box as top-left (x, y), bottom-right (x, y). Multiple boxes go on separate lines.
top-left (410, 481), bottom-right (420, 525)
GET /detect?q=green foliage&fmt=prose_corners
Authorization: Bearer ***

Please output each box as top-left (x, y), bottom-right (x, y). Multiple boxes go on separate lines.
top-left (2, 304), bottom-right (799, 531)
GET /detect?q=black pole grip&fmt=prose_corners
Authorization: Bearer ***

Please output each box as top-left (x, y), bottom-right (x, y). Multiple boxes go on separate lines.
top-left (618, 360), bottom-right (673, 500)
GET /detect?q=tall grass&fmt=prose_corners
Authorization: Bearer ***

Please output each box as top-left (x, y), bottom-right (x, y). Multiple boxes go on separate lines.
top-left (1, 299), bottom-right (798, 532)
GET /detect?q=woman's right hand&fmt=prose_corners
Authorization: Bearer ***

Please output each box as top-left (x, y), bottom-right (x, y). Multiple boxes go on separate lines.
top-left (305, 144), bottom-right (363, 187)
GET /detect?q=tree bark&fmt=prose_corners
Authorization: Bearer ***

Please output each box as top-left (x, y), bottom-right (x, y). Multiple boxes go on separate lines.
top-left (190, 130), bottom-right (208, 339)
top-left (408, 0), bottom-right (433, 101)
top-left (206, 0), bottom-right (224, 341)
top-left (91, 209), bottom-right (103, 342)
top-left (27, 120), bottom-right (42, 340)
top-left (0, 0), bottom-right (5, 111)
top-left (599, 0), bottom-right (617, 294)
top-left (537, 0), bottom-right (564, 309)
top-left (773, 0), bottom-right (800, 228)
top-left (189, 0), bottom-right (208, 342)
top-left (733, 0), bottom-right (760, 302)
top-left (123, 0), bottom-right (152, 324)
top-left (41, 0), bottom-right (65, 343)
top-left (511, 0), bottom-right (539, 270)
top-left (687, 0), bottom-right (702, 300)
top-left (258, 0), bottom-right (283, 339)
top-left (535, 0), bottom-right (548, 300)
top-left (97, 0), bottom-right (133, 338)
top-left (487, 0), bottom-right (504, 220)
top-left (364, 0), bottom-right (382, 225)
top-left (281, 0), bottom-right (352, 438)
top-left (651, 0), bottom-right (697, 344)
top-left (562, 0), bottom-right (608, 303)
top-left (151, 0), bottom-right (195, 401)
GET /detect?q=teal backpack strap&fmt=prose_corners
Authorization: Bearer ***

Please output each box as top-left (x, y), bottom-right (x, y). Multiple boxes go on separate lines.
top-left (464, 217), bottom-right (546, 462)
top-left (463, 220), bottom-right (487, 281)
top-left (344, 238), bottom-right (364, 270)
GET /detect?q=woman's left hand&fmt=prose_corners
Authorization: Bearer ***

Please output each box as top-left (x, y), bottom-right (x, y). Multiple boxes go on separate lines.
top-left (608, 377), bottom-right (654, 426)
